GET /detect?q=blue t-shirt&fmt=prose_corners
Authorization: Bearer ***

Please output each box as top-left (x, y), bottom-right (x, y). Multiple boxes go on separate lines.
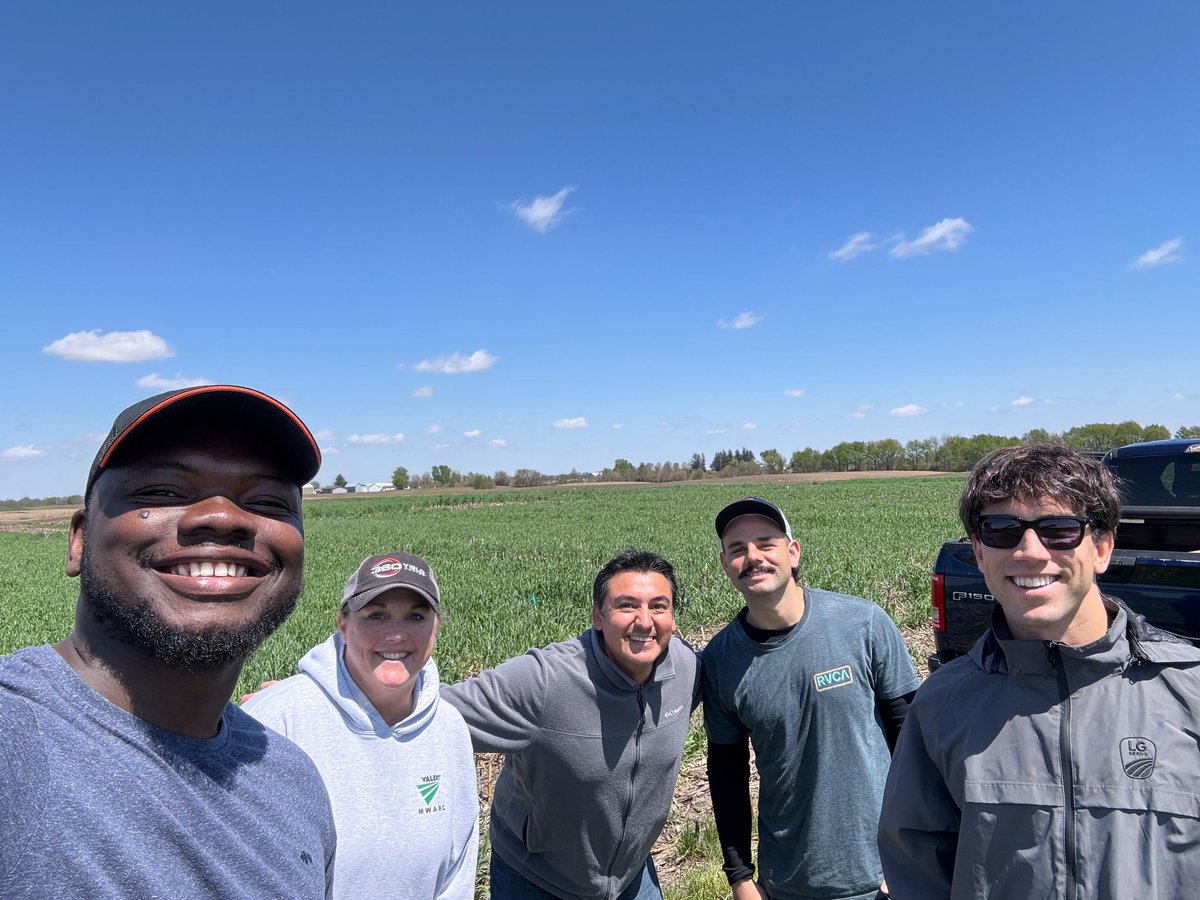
top-left (703, 588), bottom-right (920, 899)
top-left (0, 645), bottom-right (336, 899)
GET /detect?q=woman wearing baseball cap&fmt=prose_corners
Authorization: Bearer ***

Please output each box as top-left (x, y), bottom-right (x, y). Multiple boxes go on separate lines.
top-left (243, 553), bottom-right (478, 899)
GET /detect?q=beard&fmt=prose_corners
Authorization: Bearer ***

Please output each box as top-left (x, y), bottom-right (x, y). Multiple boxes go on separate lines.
top-left (79, 546), bottom-right (300, 673)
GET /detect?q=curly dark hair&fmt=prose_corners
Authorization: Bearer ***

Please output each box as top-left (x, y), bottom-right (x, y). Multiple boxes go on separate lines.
top-left (959, 444), bottom-right (1121, 539)
top-left (592, 548), bottom-right (680, 610)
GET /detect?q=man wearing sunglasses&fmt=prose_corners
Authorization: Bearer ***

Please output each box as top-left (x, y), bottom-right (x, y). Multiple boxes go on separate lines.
top-left (879, 444), bottom-right (1200, 898)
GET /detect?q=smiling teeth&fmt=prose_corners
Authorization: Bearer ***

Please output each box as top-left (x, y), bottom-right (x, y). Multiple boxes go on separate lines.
top-left (378, 652), bottom-right (410, 660)
top-left (1013, 576), bottom-right (1058, 588)
top-left (170, 562), bottom-right (248, 577)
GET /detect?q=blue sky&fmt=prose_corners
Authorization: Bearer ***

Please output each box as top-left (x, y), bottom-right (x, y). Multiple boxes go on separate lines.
top-left (2, 3), bottom-right (1196, 498)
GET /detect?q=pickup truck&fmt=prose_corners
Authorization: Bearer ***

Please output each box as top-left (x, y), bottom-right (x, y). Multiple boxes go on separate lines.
top-left (928, 439), bottom-right (1200, 671)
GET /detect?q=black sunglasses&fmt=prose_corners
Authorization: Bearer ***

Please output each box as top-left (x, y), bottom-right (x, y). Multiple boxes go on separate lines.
top-left (973, 515), bottom-right (1096, 550)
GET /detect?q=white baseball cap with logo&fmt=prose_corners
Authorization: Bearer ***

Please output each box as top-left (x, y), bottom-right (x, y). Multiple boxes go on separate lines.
top-left (340, 552), bottom-right (441, 614)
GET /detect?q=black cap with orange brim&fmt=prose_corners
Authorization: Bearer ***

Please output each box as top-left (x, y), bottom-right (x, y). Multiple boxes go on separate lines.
top-left (85, 385), bottom-right (321, 496)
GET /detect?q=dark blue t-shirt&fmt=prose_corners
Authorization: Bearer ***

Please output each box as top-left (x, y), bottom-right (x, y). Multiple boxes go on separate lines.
top-left (0, 645), bottom-right (335, 898)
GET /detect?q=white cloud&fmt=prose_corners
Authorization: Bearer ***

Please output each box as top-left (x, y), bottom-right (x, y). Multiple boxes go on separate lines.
top-left (784, 388), bottom-right (805, 398)
top-left (136, 372), bottom-right (211, 390)
top-left (43, 329), bottom-right (174, 363)
top-left (2, 445), bottom-right (46, 460)
top-left (433, 442), bottom-right (453, 450)
top-left (464, 429), bottom-right (481, 437)
top-left (426, 424), bottom-right (444, 435)
top-left (413, 349), bottom-right (498, 374)
top-left (313, 429), bottom-right (337, 441)
top-left (489, 438), bottom-right (508, 448)
top-left (509, 186), bottom-right (575, 233)
top-left (850, 405), bottom-right (873, 419)
top-left (612, 423), bottom-right (623, 430)
top-left (348, 433), bottom-right (405, 444)
top-left (1012, 395), bottom-right (1035, 406)
top-left (889, 404), bottom-right (928, 417)
top-left (719, 311), bottom-right (764, 330)
top-left (829, 231), bottom-right (877, 262)
top-left (890, 218), bottom-right (974, 259)
top-left (1131, 237), bottom-right (1184, 270)
top-left (705, 428), bottom-right (728, 435)
top-left (741, 422), bottom-right (757, 430)
top-left (554, 417), bottom-right (588, 429)
top-left (321, 446), bottom-right (341, 455)
top-left (410, 386), bottom-right (434, 398)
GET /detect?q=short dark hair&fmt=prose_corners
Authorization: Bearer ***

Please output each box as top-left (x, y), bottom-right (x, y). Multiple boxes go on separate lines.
top-left (592, 548), bottom-right (680, 610)
top-left (959, 444), bottom-right (1121, 539)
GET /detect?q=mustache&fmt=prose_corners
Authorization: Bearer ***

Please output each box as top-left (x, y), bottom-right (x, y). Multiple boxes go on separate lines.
top-left (738, 563), bottom-right (775, 579)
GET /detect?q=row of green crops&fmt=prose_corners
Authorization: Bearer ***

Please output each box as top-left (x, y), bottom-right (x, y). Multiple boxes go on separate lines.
top-left (0, 476), bottom-right (967, 697)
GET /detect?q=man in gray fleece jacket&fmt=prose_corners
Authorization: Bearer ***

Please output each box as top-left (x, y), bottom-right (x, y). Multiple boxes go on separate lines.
top-left (442, 548), bottom-right (701, 900)
top-left (879, 444), bottom-right (1200, 898)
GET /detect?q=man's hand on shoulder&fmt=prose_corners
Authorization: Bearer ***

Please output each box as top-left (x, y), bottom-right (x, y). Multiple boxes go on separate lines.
top-left (238, 681), bottom-right (278, 704)
top-left (731, 878), bottom-right (767, 899)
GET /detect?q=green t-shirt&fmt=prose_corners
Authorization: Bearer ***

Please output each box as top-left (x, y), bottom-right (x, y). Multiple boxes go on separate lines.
top-left (703, 587), bottom-right (920, 899)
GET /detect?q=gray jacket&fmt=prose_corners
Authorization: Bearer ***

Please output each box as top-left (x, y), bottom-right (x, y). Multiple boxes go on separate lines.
top-left (879, 599), bottom-right (1200, 899)
top-left (442, 629), bottom-right (700, 900)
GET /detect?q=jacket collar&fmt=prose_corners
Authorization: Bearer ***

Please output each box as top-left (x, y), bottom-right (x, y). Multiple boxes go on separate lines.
top-left (971, 594), bottom-right (1200, 675)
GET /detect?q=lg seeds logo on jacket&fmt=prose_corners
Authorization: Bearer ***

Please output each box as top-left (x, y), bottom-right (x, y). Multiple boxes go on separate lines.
top-left (813, 664), bottom-right (854, 692)
top-left (1120, 737), bottom-right (1156, 779)
top-left (416, 774), bottom-right (446, 814)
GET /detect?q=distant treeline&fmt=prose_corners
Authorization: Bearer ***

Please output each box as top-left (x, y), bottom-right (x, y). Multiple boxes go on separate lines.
top-left (374, 420), bottom-right (1198, 491)
top-left (0, 495), bottom-right (82, 510)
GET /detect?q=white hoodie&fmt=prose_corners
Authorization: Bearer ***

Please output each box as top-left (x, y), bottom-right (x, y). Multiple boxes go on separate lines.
top-left (243, 633), bottom-right (478, 900)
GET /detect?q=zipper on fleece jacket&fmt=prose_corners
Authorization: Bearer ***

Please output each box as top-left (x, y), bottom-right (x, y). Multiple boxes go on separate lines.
top-left (1050, 645), bottom-right (1079, 900)
top-left (605, 685), bottom-right (647, 899)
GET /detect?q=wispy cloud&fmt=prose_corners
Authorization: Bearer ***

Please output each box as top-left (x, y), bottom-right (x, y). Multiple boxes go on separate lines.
top-left (554, 417), bottom-right (588, 429)
top-left (464, 429), bottom-right (481, 437)
top-left (410, 386), bottom-right (434, 398)
top-left (321, 446), bottom-right (340, 455)
top-left (1012, 395), bottom-right (1034, 406)
top-left (705, 428), bottom-right (727, 435)
top-left (741, 422), bottom-right (757, 430)
top-left (784, 388), bottom-right (805, 398)
top-left (612, 423), bottom-right (623, 430)
top-left (489, 438), bottom-right (508, 448)
top-left (43, 329), bottom-right (173, 363)
top-left (829, 231), bottom-right (877, 262)
top-left (719, 311), bottom-right (764, 330)
top-left (426, 424), bottom-right (443, 435)
top-left (850, 405), bottom-right (873, 419)
top-left (136, 373), bottom-right (211, 390)
top-left (509, 186), bottom-right (575, 233)
top-left (3, 445), bottom-right (46, 460)
top-left (889, 404), bottom-right (928, 417)
top-left (413, 349), bottom-right (498, 374)
top-left (890, 218), bottom-right (974, 259)
top-left (348, 433), bottom-right (405, 444)
top-left (1131, 237), bottom-right (1184, 270)
top-left (313, 429), bottom-right (337, 441)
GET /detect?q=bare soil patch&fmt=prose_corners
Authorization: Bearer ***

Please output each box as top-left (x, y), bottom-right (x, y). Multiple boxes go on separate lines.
top-left (0, 506), bottom-right (75, 534)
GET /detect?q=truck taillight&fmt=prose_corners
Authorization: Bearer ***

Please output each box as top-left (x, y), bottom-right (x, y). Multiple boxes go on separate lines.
top-left (931, 573), bottom-right (946, 632)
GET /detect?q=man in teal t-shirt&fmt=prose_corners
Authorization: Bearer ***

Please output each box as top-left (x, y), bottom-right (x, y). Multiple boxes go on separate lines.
top-left (703, 497), bottom-right (920, 900)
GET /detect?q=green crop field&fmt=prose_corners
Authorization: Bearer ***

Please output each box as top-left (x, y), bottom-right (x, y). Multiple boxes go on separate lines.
top-left (0, 475), bottom-right (966, 697)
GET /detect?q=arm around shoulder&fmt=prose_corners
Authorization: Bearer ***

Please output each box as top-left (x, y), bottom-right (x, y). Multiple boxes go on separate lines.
top-left (439, 646), bottom-right (551, 754)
